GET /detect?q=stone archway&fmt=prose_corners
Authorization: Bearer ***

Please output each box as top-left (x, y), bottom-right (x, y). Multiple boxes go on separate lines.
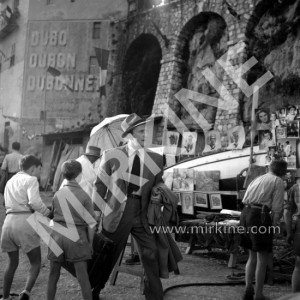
top-left (122, 34), bottom-right (162, 117)
top-left (173, 12), bottom-right (227, 129)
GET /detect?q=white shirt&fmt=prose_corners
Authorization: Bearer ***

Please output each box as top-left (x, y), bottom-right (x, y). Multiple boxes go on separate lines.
top-left (285, 144), bottom-right (291, 156)
top-left (127, 141), bottom-right (145, 195)
top-left (1, 151), bottom-right (23, 173)
top-left (4, 172), bottom-right (50, 216)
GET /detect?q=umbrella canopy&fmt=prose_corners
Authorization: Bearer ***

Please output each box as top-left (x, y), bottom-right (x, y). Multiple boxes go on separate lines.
top-left (87, 114), bottom-right (129, 155)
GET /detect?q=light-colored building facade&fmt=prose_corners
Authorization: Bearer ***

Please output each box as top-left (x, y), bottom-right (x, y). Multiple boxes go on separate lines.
top-left (0, 0), bottom-right (127, 150)
top-left (0, 0), bottom-right (29, 150)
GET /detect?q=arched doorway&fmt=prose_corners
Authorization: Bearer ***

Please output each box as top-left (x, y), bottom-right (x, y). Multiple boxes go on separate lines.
top-left (174, 12), bottom-right (227, 129)
top-left (122, 34), bottom-right (162, 117)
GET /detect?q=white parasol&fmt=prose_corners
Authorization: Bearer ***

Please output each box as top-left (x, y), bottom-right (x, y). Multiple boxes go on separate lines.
top-left (87, 114), bottom-right (129, 155)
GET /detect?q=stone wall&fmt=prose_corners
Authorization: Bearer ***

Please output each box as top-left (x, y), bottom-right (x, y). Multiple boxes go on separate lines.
top-left (108, 0), bottom-right (289, 148)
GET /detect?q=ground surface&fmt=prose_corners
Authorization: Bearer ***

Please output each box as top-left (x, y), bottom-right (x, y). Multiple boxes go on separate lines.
top-left (0, 193), bottom-right (293, 300)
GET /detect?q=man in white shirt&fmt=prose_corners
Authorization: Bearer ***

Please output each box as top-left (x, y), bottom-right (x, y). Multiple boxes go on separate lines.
top-left (60, 145), bottom-right (101, 197)
top-left (0, 155), bottom-right (51, 300)
top-left (285, 141), bottom-right (291, 157)
top-left (1, 142), bottom-right (23, 179)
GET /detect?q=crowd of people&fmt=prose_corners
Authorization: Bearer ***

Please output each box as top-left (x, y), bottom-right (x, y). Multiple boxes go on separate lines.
top-left (1, 113), bottom-right (300, 300)
top-left (0, 113), bottom-right (180, 300)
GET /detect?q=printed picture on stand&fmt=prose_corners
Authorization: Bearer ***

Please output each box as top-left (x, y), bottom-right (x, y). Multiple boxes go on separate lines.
top-left (165, 131), bottom-right (180, 155)
top-left (194, 171), bottom-right (220, 191)
top-left (181, 192), bottom-right (194, 215)
top-left (275, 106), bottom-right (300, 125)
top-left (181, 132), bottom-right (197, 156)
top-left (209, 194), bottom-right (223, 210)
top-left (265, 146), bottom-right (278, 165)
top-left (258, 130), bottom-right (276, 151)
top-left (287, 121), bottom-right (300, 138)
top-left (277, 138), bottom-right (297, 169)
top-left (202, 130), bottom-right (221, 153)
top-left (172, 168), bottom-right (194, 191)
top-left (162, 171), bottom-right (173, 190)
top-left (194, 192), bottom-right (209, 208)
top-left (226, 125), bottom-right (245, 150)
top-left (275, 127), bottom-right (287, 140)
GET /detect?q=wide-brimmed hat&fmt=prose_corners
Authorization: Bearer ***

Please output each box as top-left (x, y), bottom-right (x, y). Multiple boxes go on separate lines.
top-left (121, 113), bottom-right (148, 138)
top-left (84, 145), bottom-right (101, 157)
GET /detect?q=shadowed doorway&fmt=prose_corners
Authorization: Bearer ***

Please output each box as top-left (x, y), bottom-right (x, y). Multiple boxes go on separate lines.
top-left (122, 34), bottom-right (162, 117)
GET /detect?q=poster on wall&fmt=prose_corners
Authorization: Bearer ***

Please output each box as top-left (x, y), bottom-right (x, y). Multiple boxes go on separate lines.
top-left (226, 125), bottom-right (245, 150)
top-left (181, 132), bottom-right (197, 155)
top-left (202, 130), bottom-right (221, 153)
top-left (173, 168), bottom-right (194, 191)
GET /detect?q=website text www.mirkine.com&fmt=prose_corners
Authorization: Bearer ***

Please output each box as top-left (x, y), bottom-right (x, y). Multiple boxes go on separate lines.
top-left (149, 225), bottom-right (281, 235)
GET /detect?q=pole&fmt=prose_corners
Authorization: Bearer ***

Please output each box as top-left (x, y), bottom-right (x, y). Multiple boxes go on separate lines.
top-left (243, 85), bottom-right (259, 189)
top-left (43, 71), bottom-right (48, 133)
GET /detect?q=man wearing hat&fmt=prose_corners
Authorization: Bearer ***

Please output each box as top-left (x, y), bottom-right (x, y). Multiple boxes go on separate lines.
top-left (285, 175), bottom-right (300, 293)
top-left (92, 113), bottom-right (164, 300)
top-left (60, 145), bottom-right (101, 198)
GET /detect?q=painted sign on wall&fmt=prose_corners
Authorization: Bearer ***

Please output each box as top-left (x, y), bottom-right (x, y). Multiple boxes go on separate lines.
top-left (23, 21), bottom-right (106, 122)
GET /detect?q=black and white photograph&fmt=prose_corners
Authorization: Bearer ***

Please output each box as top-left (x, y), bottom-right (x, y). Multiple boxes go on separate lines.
top-left (194, 192), bottom-right (209, 208)
top-left (209, 194), bottom-right (223, 210)
top-left (276, 126), bottom-right (287, 140)
top-left (202, 130), bottom-right (221, 153)
top-left (162, 171), bottom-right (173, 189)
top-left (1, 1), bottom-right (300, 299)
top-left (181, 192), bottom-right (194, 215)
top-left (165, 131), bottom-right (180, 155)
top-left (287, 121), bottom-right (299, 138)
top-left (258, 130), bottom-right (276, 150)
top-left (181, 131), bottom-right (197, 155)
top-left (226, 125), bottom-right (245, 150)
top-left (173, 168), bottom-right (194, 191)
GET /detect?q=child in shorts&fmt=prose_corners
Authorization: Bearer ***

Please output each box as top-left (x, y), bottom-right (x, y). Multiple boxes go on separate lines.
top-left (47, 159), bottom-right (96, 300)
top-left (0, 155), bottom-right (51, 300)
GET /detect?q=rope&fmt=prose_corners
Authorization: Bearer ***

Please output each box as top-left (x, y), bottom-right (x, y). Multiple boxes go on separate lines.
top-left (163, 280), bottom-right (245, 295)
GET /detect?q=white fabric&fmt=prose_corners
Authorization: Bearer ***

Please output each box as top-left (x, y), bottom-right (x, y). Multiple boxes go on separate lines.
top-left (60, 155), bottom-right (99, 197)
top-left (4, 172), bottom-right (50, 216)
top-left (285, 144), bottom-right (291, 157)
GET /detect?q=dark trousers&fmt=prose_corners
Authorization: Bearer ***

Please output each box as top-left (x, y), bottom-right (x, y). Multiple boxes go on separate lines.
top-left (100, 195), bottom-right (163, 300)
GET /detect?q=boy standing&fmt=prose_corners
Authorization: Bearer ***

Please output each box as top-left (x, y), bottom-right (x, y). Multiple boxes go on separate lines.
top-left (0, 155), bottom-right (51, 300)
top-left (47, 160), bottom-right (96, 300)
